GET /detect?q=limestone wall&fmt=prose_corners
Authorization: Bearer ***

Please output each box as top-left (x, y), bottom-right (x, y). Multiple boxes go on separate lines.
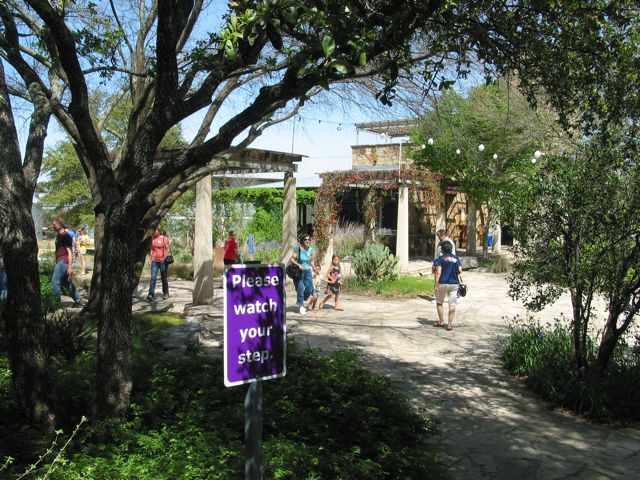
top-left (352, 144), bottom-right (401, 167)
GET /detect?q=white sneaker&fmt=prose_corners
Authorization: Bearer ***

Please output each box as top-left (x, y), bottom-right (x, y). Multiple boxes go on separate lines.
top-left (299, 306), bottom-right (307, 315)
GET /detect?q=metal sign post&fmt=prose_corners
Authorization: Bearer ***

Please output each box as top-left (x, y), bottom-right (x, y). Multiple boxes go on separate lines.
top-left (224, 264), bottom-right (286, 480)
top-left (244, 381), bottom-right (263, 480)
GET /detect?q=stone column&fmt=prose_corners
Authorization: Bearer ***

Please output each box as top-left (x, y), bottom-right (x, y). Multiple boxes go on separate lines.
top-left (434, 190), bottom-right (446, 258)
top-left (396, 186), bottom-right (409, 271)
top-left (193, 175), bottom-right (214, 304)
top-left (492, 220), bottom-right (502, 255)
top-left (280, 173), bottom-right (297, 264)
top-left (321, 233), bottom-right (334, 271)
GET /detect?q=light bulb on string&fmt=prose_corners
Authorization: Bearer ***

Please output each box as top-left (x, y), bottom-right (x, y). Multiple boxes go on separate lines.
top-left (478, 144), bottom-right (485, 152)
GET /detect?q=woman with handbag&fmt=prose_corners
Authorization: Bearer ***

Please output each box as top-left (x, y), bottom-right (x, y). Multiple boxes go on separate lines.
top-left (433, 241), bottom-right (463, 331)
top-left (147, 226), bottom-right (171, 301)
top-left (288, 234), bottom-right (316, 315)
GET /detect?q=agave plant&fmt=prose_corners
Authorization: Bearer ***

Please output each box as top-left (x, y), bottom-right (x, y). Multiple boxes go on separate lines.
top-left (352, 243), bottom-right (399, 282)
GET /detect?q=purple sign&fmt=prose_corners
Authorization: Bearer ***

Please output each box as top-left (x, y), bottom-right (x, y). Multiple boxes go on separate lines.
top-left (224, 264), bottom-right (286, 387)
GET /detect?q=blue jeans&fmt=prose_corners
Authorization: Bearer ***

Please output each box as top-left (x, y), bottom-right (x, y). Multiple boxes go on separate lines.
top-left (149, 261), bottom-right (168, 297)
top-left (51, 261), bottom-right (80, 302)
top-left (296, 269), bottom-right (313, 306)
top-left (0, 270), bottom-right (7, 300)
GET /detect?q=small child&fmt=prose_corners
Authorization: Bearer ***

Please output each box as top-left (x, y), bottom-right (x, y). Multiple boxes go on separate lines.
top-left (307, 264), bottom-right (322, 310)
top-left (319, 255), bottom-right (342, 311)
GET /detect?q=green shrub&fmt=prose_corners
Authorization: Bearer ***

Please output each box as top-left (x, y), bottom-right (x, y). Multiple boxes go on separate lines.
top-left (38, 251), bottom-right (57, 277)
top-left (248, 208), bottom-right (282, 243)
top-left (1, 342), bottom-right (439, 479)
top-left (40, 274), bottom-right (61, 315)
top-left (251, 240), bottom-right (282, 263)
top-left (501, 315), bottom-right (640, 421)
top-left (178, 252), bottom-right (192, 264)
top-left (352, 243), bottom-right (399, 282)
top-left (44, 310), bottom-right (96, 362)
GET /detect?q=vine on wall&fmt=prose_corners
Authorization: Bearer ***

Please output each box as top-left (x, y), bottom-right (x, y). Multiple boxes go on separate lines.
top-left (314, 169), bottom-right (443, 253)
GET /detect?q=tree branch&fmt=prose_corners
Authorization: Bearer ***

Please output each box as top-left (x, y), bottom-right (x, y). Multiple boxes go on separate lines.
top-left (26, 0), bottom-right (114, 191)
top-left (109, 0), bottom-right (134, 57)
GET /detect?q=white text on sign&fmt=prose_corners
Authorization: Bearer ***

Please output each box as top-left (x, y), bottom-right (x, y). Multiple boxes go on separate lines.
top-left (231, 274), bottom-right (279, 288)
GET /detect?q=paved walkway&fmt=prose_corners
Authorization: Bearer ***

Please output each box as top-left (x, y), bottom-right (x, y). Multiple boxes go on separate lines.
top-left (136, 268), bottom-right (640, 480)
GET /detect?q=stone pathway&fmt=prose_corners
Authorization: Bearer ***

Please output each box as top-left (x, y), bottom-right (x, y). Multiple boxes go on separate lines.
top-left (140, 269), bottom-right (640, 479)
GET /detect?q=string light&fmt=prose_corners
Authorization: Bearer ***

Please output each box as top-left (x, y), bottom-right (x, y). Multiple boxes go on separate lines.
top-left (290, 116), bottom-right (548, 163)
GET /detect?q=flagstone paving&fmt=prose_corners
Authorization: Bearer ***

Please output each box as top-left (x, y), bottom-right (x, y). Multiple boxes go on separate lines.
top-left (138, 267), bottom-right (640, 480)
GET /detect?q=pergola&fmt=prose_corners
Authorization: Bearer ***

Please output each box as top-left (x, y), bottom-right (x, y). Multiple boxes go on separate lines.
top-left (158, 147), bottom-right (303, 305)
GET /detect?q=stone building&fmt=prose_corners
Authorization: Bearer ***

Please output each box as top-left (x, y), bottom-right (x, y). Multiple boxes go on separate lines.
top-left (333, 119), bottom-right (502, 268)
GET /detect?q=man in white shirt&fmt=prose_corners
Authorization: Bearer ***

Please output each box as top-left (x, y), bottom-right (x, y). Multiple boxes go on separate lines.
top-left (433, 229), bottom-right (457, 275)
top-left (436, 229), bottom-right (456, 256)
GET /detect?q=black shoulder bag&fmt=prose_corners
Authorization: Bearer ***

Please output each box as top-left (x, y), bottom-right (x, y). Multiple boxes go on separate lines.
top-left (286, 246), bottom-right (301, 280)
top-left (457, 273), bottom-right (467, 297)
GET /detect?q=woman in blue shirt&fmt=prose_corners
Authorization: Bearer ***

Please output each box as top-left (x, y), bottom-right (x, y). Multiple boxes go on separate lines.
top-left (434, 241), bottom-right (463, 331)
top-left (289, 234), bottom-right (316, 315)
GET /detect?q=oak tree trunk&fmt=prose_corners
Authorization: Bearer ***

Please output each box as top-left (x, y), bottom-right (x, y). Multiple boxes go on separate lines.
top-left (570, 290), bottom-right (587, 370)
top-left (595, 303), bottom-right (636, 372)
top-left (92, 208), bottom-right (141, 419)
top-left (1, 212), bottom-right (55, 429)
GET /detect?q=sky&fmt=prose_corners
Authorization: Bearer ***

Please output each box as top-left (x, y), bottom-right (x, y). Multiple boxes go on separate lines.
top-left (21, 1), bottom-right (460, 184)
top-left (223, 114), bottom-right (393, 178)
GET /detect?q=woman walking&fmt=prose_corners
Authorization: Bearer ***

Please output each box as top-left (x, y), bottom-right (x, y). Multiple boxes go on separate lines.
top-left (76, 227), bottom-right (91, 275)
top-left (147, 226), bottom-right (171, 301)
top-left (289, 234), bottom-right (316, 315)
top-left (433, 241), bottom-right (463, 331)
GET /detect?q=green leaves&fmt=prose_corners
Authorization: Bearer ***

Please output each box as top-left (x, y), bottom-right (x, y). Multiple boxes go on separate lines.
top-left (322, 34), bottom-right (336, 58)
top-left (352, 243), bottom-right (400, 282)
top-left (325, 59), bottom-right (350, 75)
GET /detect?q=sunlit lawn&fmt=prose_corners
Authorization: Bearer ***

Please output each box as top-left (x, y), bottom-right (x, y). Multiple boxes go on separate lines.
top-left (342, 275), bottom-right (435, 298)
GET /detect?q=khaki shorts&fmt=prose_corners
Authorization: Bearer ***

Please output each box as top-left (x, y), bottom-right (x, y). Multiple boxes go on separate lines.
top-left (436, 283), bottom-right (459, 305)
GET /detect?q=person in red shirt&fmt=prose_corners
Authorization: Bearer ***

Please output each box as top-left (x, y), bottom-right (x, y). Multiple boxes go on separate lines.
top-left (147, 226), bottom-right (171, 301)
top-left (224, 230), bottom-right (239, 265)
top-left (51, 219), bottom-right (83, 305)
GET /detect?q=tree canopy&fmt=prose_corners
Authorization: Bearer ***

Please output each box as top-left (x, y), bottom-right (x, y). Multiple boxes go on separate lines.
top-left (504, 130), bottom-right (640, 372)
top-left (413, 80), bottom-right (575, 205)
